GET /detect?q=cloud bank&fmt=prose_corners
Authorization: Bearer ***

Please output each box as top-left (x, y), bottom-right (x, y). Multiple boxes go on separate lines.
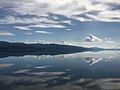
top-left (0, 0), bottom-right (119, 23)
top-left (0, 0), bottom-right (120, 37)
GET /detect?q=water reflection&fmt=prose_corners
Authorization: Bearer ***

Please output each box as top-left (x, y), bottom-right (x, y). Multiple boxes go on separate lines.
top-left (23, 50), bottom-right (120, 65)
top-left (0, 50), bottom-right (120, 90)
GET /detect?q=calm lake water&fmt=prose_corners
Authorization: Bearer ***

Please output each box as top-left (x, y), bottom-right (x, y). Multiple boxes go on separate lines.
top-left (0, 50), bottom-right (120, 90)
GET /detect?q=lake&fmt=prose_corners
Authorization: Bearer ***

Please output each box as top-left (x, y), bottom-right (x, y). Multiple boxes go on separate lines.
top-left (0, 50), bottom-right (120, 90)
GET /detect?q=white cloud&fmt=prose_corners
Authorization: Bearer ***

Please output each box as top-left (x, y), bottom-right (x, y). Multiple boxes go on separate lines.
top-left (34, 66), bottom-right (52, 69)
top-left (72, 16), bottom-right (92, 22)
top-left (94, 0), bottom-right (120, 4)
top-left (13, 26), bottom-right (33, 35)
top-left (0, 31), bottom-right (14, 36)
top-left (62, 20), bottom-right (72, 24)
top-left (35, 31), bottom-right (52, 34)
top-left (0, 15), bottom-right (60, 24)
top-left (0, 0), bottom-right (120, 23)
top-left (14, 26), bottom-right (31, 31)
top-left (11, 0), bottom-right (94, 16)
top-left (86, 13), bottom-right (120, 22)
top-left (98, 11), bottom-right (120, 19)
top-left (0, 15), bottom-right (67, 29)
top-left (29, 24), bottom-right (65, 29)
top-left (66, 29), bottom-right (71, 31)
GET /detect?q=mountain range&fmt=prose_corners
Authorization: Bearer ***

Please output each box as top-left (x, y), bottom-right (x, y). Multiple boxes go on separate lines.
top-left (0, 41), bottom-right (90, 58)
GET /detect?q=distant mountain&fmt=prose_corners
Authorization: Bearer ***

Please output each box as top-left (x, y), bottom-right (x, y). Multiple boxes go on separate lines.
top-left (0, 41), bottom-right (10, 44)
top-left (0, 41), bottom-right (89, 58)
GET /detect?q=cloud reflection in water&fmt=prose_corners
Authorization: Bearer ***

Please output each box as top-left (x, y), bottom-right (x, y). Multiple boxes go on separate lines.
top-left (0, 50), bottom-right (120, 90)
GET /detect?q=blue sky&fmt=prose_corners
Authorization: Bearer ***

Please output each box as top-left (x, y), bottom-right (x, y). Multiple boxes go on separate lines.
top-left (0, 0), bottom-right (120, 42)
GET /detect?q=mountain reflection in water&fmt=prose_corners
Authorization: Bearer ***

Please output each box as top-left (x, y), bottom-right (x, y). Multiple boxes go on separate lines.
top-left (0, 50), bottom-right (120, 90)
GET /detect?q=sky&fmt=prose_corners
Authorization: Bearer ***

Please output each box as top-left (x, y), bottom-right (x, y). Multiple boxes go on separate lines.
top-left (0, 0), bottom-right (120, 42)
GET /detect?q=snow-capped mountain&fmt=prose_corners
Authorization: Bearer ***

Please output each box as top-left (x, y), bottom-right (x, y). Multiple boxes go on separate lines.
top-left (23, 34), bottom-right (120, 49)
top-left (85, 34), bottom-right (102, 42)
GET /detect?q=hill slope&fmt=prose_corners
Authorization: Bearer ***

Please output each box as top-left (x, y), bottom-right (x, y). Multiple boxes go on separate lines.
top-left (0, 41), bottom-right (89, 57)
